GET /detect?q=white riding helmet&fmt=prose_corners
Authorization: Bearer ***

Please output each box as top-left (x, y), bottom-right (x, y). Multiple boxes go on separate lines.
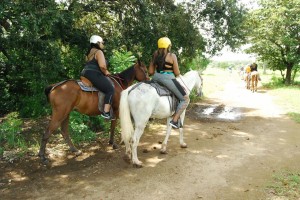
top-left (90, 35), bottom-right (103, 44)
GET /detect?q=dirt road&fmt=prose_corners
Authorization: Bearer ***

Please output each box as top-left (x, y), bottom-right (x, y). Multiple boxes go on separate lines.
top-left (1, 71), bottom-right (300, 200)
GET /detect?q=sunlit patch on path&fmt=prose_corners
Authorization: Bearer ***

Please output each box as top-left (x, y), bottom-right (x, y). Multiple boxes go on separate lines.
top-left (188, 104), bottom-right (242, 122)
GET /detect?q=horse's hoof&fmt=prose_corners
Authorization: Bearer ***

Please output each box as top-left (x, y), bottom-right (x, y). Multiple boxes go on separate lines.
top-left (112, 143), bottom-right (119, 149)
top-left (133, 163), bottom-right (143, 168)
top-left (180, 143), bottom-right (188, 148)
top-left (74, 150), bottom-right (82, 156)
top-left (160, 149), bottom-right (168, 154)
top-left (123, 155), bottom-right (131, 164)
top-left (39, 156), bottom-right (50, 165)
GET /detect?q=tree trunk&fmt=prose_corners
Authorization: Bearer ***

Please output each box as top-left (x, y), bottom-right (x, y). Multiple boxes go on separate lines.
top-left (285, 63), bottom-right (293, 85)
top-left (262, 63), bottom-right (267, 74)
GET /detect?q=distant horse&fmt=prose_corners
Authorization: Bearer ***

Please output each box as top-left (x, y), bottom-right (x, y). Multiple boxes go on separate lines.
top-left (38, 61), bottom-right (149, 163)
top-left (250, 71), bottom-right (258, 92)
top-left (119, 70), bottom-right (203, 167)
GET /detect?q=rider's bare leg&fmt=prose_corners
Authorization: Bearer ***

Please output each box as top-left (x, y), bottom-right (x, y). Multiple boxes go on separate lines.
top-left (104, 104), bottom-right (111, 113)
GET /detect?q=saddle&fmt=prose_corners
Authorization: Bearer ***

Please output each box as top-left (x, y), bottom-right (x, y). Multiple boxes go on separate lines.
top-left (49, 79), bottom-right (107, 114)
top-left (130, 81), bottom-right (178, 112)
top-left (77, 79), bottom-right (106, 114)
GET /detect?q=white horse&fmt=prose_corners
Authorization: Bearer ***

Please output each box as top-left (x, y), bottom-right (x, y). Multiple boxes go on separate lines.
top-left (120, 70), bottom-right (203, 167)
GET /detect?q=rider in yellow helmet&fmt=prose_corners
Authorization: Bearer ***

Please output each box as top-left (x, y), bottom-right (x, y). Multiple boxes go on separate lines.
top-left (244, 64), bottom-right (251, 81)
top-left (245, 65), bottom-right (251, 73)
top-left (149, 37), bottom-right (190, 129)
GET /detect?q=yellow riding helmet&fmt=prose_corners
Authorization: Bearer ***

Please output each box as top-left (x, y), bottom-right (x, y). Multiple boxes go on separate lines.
top-left (157, 37), bottom-right (171, 49)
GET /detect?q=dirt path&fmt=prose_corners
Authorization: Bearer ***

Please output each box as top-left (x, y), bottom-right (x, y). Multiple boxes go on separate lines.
top-left (1, 72), bottom-right (300, 200)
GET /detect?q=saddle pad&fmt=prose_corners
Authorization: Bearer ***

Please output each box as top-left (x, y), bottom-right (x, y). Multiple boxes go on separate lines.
top-left (129, 81), bottom-right (178, 112)
top-left (77, 81), bottom-right (99, 92)
top-left (149, 81), bottom-right (172, 96)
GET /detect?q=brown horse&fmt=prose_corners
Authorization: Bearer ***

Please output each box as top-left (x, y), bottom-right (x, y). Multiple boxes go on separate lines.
top-left (38, 60), bottom-right (149, 163)
top-left (250, 71), bottom-right (258, 92)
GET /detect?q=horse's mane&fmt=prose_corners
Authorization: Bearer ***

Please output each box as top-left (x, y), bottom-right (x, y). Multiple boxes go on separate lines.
top-left (113, 64), bottom-right (135, 87)
top-left (177, 70), bottom-right (201, 92)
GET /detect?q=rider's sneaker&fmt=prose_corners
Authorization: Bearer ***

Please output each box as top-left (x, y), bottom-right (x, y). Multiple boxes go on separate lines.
top-left (101, 112), bottom-right (112, 120)
top-left (169, 120), bottom-right (180, 129)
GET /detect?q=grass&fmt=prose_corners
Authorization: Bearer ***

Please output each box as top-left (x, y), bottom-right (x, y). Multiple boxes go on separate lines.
top-left (267, 170), bottom-right (300, 199)
top-left (261, 71), bottom-right (300, 123)
top-left (0, 111), bottom-right (111, 160)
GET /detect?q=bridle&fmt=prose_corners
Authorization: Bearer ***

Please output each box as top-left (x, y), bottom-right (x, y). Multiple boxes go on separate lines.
top-left (134, 63), bottom-right (149, 81)
top-left (108, 62), bottom-right (149, 90)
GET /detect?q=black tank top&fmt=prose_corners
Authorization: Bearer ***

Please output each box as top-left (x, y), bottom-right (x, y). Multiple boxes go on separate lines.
top-left (84, 50), bottom-right (102, 72)
top-left (155, 53), bottom-right (174, 72)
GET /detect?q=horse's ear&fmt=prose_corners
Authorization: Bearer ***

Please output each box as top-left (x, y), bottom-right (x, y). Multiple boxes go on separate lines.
top-left (137, 59), bottom-right (141, 66)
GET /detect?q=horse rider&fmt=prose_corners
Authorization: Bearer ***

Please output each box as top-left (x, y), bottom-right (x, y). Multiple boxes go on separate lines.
top-left (148, 37), bottom-right (190, 129)
top-left (244, 64), bottom-right (251, 81)
top-left (250, 62), bottom-right (261, 81)
top-left (81, 35), bottom-right (114, 120)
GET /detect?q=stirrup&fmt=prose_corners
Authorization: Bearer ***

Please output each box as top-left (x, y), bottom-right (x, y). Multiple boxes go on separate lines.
top-left (101, 112), bottom-right (112, 120)
top-left (169, 120), bottom-right (181, 129)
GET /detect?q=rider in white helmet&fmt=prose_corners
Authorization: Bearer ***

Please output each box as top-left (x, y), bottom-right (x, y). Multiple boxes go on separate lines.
top-left (81, 35), bottom-right (114, 120)
top-left (148, 37), bottom-right (190, 129)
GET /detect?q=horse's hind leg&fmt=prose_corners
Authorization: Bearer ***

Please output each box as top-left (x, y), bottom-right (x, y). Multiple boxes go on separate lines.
top-left (179, 111), bottom-right (187, 148)
top-left (160, 117), bottom-right (173, 154)
top-left (255, 77), bottom-right (258, 91)
top-left (109, 119), bottom-right (119, 149)
top-left (131, 126), bottom-right (146, 168)
top-left (38, 117), bottom-right (61, 163)
top-left (61, 114), bottom-right (82, 156)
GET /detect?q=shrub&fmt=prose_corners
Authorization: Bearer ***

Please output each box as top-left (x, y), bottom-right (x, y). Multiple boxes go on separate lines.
top-left (0, 112), bottom-right (26, 155)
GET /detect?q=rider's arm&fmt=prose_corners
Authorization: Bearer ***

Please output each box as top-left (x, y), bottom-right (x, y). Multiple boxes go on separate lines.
top-left (95, 50), bottom-right (110, 76)
top-left (148, 53), bottom-right (157, 76)
top-left (172, 54), bottom-right (180, 76)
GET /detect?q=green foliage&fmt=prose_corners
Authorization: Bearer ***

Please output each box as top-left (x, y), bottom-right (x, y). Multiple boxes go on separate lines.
top-left (184, 52), bottom-right (210, 73)
top-left (0, 0), bottom-right (86, 116)
top-left (184, 0), bottom-right (248, 54)
top-left (287, 113), bottom-right (300, 124)
top-left (245, 0), bottom-right (300, 84)
top-left (264, 76), bottom-right (286, 88)
top-left (0, 0), bottom-right (248, 117)
top-left (189, 90), bottom-right (204, 104)
top-left (0, 112), bottom-right (26, 153)
top-left (19, 95), bottom-right (48, 118)
top-left (109, 49), bottom-right (136, 73)
top-left (69, 112), bottom-right (97, 144)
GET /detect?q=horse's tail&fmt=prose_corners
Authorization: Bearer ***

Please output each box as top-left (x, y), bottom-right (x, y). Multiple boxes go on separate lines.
top-left (44, 85), bottom-right (54, 102)
top-left (120, 87), bottom-right (134, 153)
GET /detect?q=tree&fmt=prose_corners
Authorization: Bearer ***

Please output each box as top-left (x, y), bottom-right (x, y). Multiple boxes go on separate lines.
top-left (0, 0), bottom-right (246, 116)
top-left (183, 0), bottom-right (248, 54)
top-left (245, 0), bottom-right (300, 84)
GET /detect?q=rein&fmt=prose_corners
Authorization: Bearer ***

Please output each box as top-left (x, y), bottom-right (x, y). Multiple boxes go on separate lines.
top-left (178, 75), bottom-right (191, 93)
top-left (108, 74), bottom-right (125, 90)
